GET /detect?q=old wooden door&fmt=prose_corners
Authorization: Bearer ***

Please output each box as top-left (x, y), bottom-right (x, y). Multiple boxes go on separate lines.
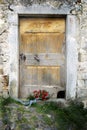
top-left (19, 18), bottom-right (65, 98)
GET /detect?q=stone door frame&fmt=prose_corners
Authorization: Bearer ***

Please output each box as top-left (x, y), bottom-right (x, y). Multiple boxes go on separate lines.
top-left (8, 5), bottom-right (79, 99)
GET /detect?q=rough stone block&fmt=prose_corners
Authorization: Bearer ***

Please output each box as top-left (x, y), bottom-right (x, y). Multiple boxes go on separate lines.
top-left (85, 80), bottom-right (87, 87)
top-left (79, 53), bottom-right (87, 62)
top-left (78, 72), bottom-right (87, 80)
top-left (3, 90), bottom-right (9, 98)
top-left (0, 75), bottom-right (3, 92)
top-left (77, 80), bottom-right (85, 87)
top-left (0, 19), bottom-right (4, 28)
top-left (77, 88), bottom-right (87, 98)
top-left (0, 68), bottom-right (3, 75)
top-left (0, 75), bottom-right (3, 82)
top-left (82, 100), bottom-right (87, 108)
top-left (78, 62), bottom-right (87, 71)
top-left (2, 75), bottom-right (9, 86)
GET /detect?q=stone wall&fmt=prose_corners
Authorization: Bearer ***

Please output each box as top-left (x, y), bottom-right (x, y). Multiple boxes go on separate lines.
top-left (0, 0), bottom-right (87, 99)
top-left (77, 0), bottom-right (87, 98)
top-left (0, 2), bottom-right (9, 96)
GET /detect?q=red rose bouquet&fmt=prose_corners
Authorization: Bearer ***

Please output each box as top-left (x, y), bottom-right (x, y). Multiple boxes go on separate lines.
top-left (33, 90), bottom-right (49, 100)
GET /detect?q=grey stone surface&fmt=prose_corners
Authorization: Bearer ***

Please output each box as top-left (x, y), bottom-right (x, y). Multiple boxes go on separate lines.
top-left (0, 102), bottom-right (60, 129)
top-left (77, 80), bottom-right (85, 87)
top-left (78, 72), bottom-right (87, 80)
top-left (44, 128), bottom-right (52, 130)
top-left (77, 88), bottom-right (87, 98)
top-left (85, 80), bottom-right (87, 88)
top-left (66, 15), bottom-right (78, 99)
top-left (20, 124), bottom-right (31, 130)
top-left (0, 120), bottom-right (3, 128)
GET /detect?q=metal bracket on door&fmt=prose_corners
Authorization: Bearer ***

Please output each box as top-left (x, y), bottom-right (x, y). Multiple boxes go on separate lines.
top-left (20, 53), bottom-right (26, 62)
top-left (34, 54), bottom-right (40, 62)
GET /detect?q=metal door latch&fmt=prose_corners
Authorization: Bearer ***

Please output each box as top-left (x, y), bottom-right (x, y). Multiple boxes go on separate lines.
top-left (34, 54), bottom-right (40, 62)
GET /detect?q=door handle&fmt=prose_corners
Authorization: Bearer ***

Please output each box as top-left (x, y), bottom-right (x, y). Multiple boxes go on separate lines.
top-left (34, 54), bottom-right (40, 62)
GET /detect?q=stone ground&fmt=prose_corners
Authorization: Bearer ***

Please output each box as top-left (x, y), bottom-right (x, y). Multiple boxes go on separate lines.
top-left (0, 98), bottom-right (86, 130)
top-left (0, 99), bottom-right (64, 130)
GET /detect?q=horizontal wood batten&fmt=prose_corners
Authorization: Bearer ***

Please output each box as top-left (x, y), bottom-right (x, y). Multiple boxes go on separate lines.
top-left (20, 18), bottom-right (65, 33)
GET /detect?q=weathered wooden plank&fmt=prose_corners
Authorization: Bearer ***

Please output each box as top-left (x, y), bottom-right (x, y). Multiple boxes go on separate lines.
top-left (20, 18), bottom-right (65, 33)
top-left (24, 60), bottom-right (64, 66)
top-left (23, 66), bottom-right (60, 85)
top-left (21, 33), bottom-right (65, 53)
top-left (25, 53), bottom-right (64, 59)
top-left (20, 53), bottom-right (64, 66)
top-left (20, 65), bottom-right (60, 97)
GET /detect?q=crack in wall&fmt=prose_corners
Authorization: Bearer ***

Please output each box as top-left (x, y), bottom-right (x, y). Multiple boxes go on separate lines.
top-left (0, 30), bottom-right (6, 36)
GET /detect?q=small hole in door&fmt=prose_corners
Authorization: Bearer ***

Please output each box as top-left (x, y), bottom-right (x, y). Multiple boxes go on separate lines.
top-left (57, 90), bottom-right (65, 98)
